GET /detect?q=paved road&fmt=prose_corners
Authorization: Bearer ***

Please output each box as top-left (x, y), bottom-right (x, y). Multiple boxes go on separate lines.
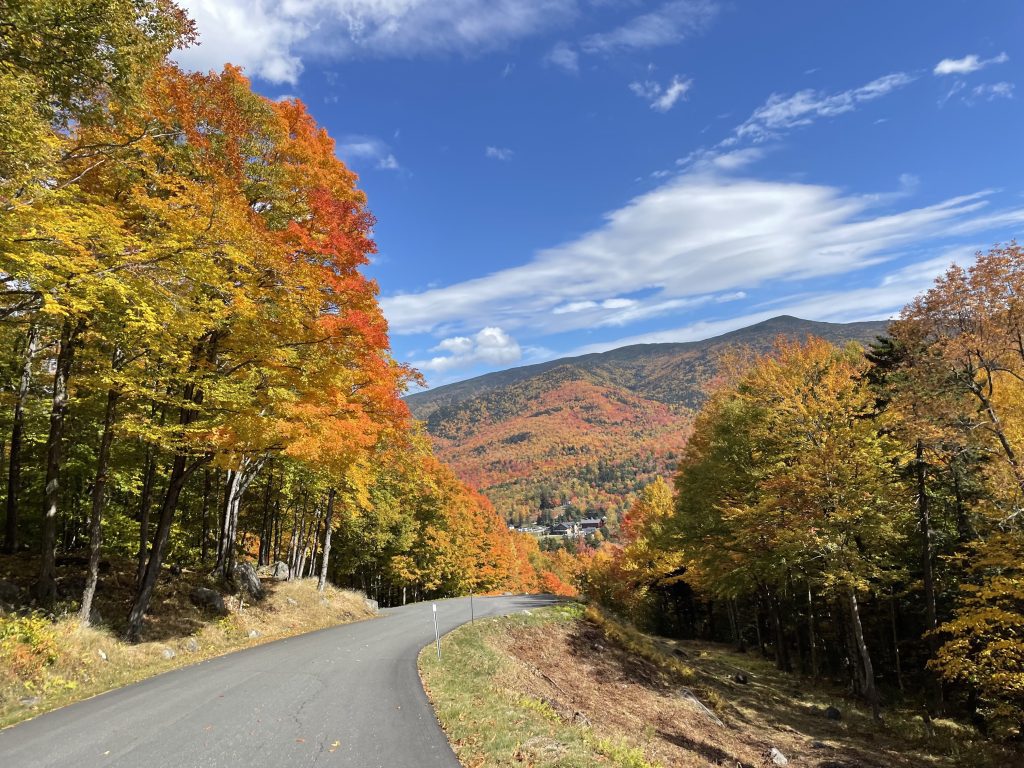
top-left (0, 594), bottom-right (560, 768)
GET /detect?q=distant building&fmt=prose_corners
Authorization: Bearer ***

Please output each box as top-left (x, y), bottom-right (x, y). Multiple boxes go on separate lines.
top-left (579, 517), bottom-right (605, 531)
top-left (550, 521), bottom-right (579, 537)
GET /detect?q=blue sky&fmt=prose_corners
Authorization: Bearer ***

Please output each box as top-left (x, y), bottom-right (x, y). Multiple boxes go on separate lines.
top-left (176, 1), bottom-right (1023, 386)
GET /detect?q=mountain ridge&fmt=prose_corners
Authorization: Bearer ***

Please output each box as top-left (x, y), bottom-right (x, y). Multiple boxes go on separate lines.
top-left (407, 315), bottom-right (890, 524)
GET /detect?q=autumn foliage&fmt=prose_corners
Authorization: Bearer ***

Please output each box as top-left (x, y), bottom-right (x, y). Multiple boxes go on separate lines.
top-left (585, 245), bottom-right (1024, 739)
top-left (0, 0), bottom-right (548, 641)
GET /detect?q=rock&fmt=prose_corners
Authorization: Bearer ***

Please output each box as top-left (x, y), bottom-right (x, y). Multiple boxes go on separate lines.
top-left (97, 649), bottom-right (108, 662)
top-left (161, 647), bottom-right (176, 660)
top-left (269, 561), bottom-right (290, 581)
top-left (233, 562), bottom-right (264, 600)
top-left (0, 579), bottom-right (21, 603)
top-left (19, 697), bottom-right (41, 708)
top-left (364, 598), bottom-right (378, 612)
top-left (767, 747), bottom-right (788, 766)
top-left (591, 643), bottom-right (605, 652)
top-left (185, 637), bottom-right (199, 652)
top-left (285, 597), bottom-right (298, 607)
top-left (732, 672), bottom-right (748, 684)
top-left (247, 629), bottom-right (260, 639)
top-left (190, 586), bottom-right (227, 615)
top-left (824, 705), bottom-right (842, 720)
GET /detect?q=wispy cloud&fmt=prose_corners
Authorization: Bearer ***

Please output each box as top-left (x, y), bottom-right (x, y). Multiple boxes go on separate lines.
top-left (567, 248), bottom-right (982, 357)
top-left (933, 51), bottom-right (1008, 76)
top-left (176, 0), bottom-right (578, 84)
top-left (337, 135), bottom-right (402, 171)
top-left (733, 73), bottom-right (916, 143)
top-left (382, 171), bottom-right (1024, 337)
top-left (545, 40), bottom-right (579, 73)
top-left (485, 146), bottom-right (515, 161)
top-left (971, 81), bottom-right (1014, 102)
top-left (629, 75), bottom-right (693, 112)
top-left (581, 0), bottom-right (718, 53)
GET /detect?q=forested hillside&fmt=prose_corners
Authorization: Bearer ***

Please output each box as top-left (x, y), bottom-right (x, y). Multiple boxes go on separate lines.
top-left (0, 0), bottom-right (570, 645)
top-left (409, 316), bottom-right (887, 525)
top-left (588, 244), bottom-right (1024, 742)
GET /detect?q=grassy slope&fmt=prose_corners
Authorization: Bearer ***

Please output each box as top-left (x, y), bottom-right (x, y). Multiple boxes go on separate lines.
top-left (0, 559), bottom-right (374, 728)
top-left (419, 605), bottom-right (1016, 768)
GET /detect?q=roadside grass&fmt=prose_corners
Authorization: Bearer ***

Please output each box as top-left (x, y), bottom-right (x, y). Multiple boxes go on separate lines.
top-left (419, 603), bottom-right (664, 768)
top-left (420, 603), bottom-right (1019, 768)
top-left (0, 568), bottom-right (374, 729)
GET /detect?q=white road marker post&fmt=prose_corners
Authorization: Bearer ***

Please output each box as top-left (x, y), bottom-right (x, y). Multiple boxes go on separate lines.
top-left (470, 592), bottom-right (475, 625)
top-left (432, 603), bottom-right (441, 660)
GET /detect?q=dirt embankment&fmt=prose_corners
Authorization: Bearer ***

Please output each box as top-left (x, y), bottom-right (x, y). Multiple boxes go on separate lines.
top-left (486, 608), bottom-right (1010, 768)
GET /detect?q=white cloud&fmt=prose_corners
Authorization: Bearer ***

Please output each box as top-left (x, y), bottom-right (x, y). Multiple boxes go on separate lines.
top-left (176, 0), bottom-right (578, 84)
top-left (545, 41), bottom-right (579, 73)
top-left (485, 146), bottom-right (515, 161)
top-left (629, 75), bottom-right (692, 111)
top-left (381, 172), bottom-right (1024, 337)
top-left (337, 136), bottom-right (402, 170)
top-left (971, 81), bottom-right (1014, 101)
top-left (581, 0), bottom-right (718, 53)
top-left (567, 252), bottom-right (978, 356)
top-left (734, 73), bottom-right (915, 142)
top-left (933, 51), bottom-right (1008, 76)
top-left (414, 326), bottom-right (522, 372)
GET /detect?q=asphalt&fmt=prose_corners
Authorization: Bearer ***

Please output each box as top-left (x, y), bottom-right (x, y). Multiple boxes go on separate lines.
top-left (0, 593), bottom-right (561, 768)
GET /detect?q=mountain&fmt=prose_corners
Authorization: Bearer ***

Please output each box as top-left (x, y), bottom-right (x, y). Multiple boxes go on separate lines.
top-left (407, 316), bottom-right (890, 525)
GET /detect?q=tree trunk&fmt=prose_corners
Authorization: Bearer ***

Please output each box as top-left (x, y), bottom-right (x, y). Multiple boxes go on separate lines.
top-left (916, 440), bottom-right (937, 633)
top-left (200, 468), bottom-right (212, 564)
top-left (258, 472), bottom-right (273, 566)
top-left (807, 586), bottom-right (819, 678)
top-left (318, 489), bottom-right (336, 592)
top-left (765, 587), bottom-right (790, 672)
top-left (4, 324), bottom-right (37, 554)
top-left (35, 319), bottom-right (82, 603)
top-left (126, 452), bottom-right (204, 640)
top-left (125, 383), bottom-right (206, 641)
top-left (890, 588), bottom-right (904, 692)
top-left (848, 586), bottom-right (881, 720)
top-left (136, 447), bottom-right (156, 585)
top-left (79, 388), bottom-right (119, 625)
top-left (214, 456), bottom-right (267, 580)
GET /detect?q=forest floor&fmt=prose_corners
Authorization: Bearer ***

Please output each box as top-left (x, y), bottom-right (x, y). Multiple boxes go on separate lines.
top-left (0, 553), bottom-right (375, 728)
top-left (419, 603), bottom-right (1018, 768)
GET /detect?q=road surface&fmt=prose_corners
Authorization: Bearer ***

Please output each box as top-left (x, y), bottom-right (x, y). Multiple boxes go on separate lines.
top-left (0, 594), bottom-right (560, 768)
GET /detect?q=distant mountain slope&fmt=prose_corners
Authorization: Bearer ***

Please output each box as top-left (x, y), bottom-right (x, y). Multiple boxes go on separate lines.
top-left (407, 316), bottom-right (889, 524)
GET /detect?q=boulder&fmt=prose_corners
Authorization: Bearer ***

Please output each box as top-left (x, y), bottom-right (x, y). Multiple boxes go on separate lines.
top-left (269, 561), bottom-right (290, 581)
top-left (247, 629), bottom-right (260, 639)
top-left (160, 647), bottom-right (176, 660)
top-left (364, 598), bottom-right (379, 613)
top-left (190, 586), bottom-right (227, 615)
top-left (97, 649), bottom-right (108, 662)
top-left (824, 705), bottom-right (842, 720)
top-left (732, 672), bottom-right (748, 685)
top-left (0, 579), bottom-right (20, 603)
top-left (233, 562), bottom-right (264, 600)
top-left (767, 747), bottom-right (788, 766)
top-left (185, 637), bottom-right (199, 653)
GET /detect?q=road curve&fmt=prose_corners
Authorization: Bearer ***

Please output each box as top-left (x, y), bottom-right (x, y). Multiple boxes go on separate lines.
top-left (0, 594), bottom-right (561, 768)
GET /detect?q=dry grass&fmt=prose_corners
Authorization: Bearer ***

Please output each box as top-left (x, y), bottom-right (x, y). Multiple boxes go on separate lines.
top-left (0, 560), bottom-right (375, 729)
top-left (421, 604), bottom-right (1020, 768)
